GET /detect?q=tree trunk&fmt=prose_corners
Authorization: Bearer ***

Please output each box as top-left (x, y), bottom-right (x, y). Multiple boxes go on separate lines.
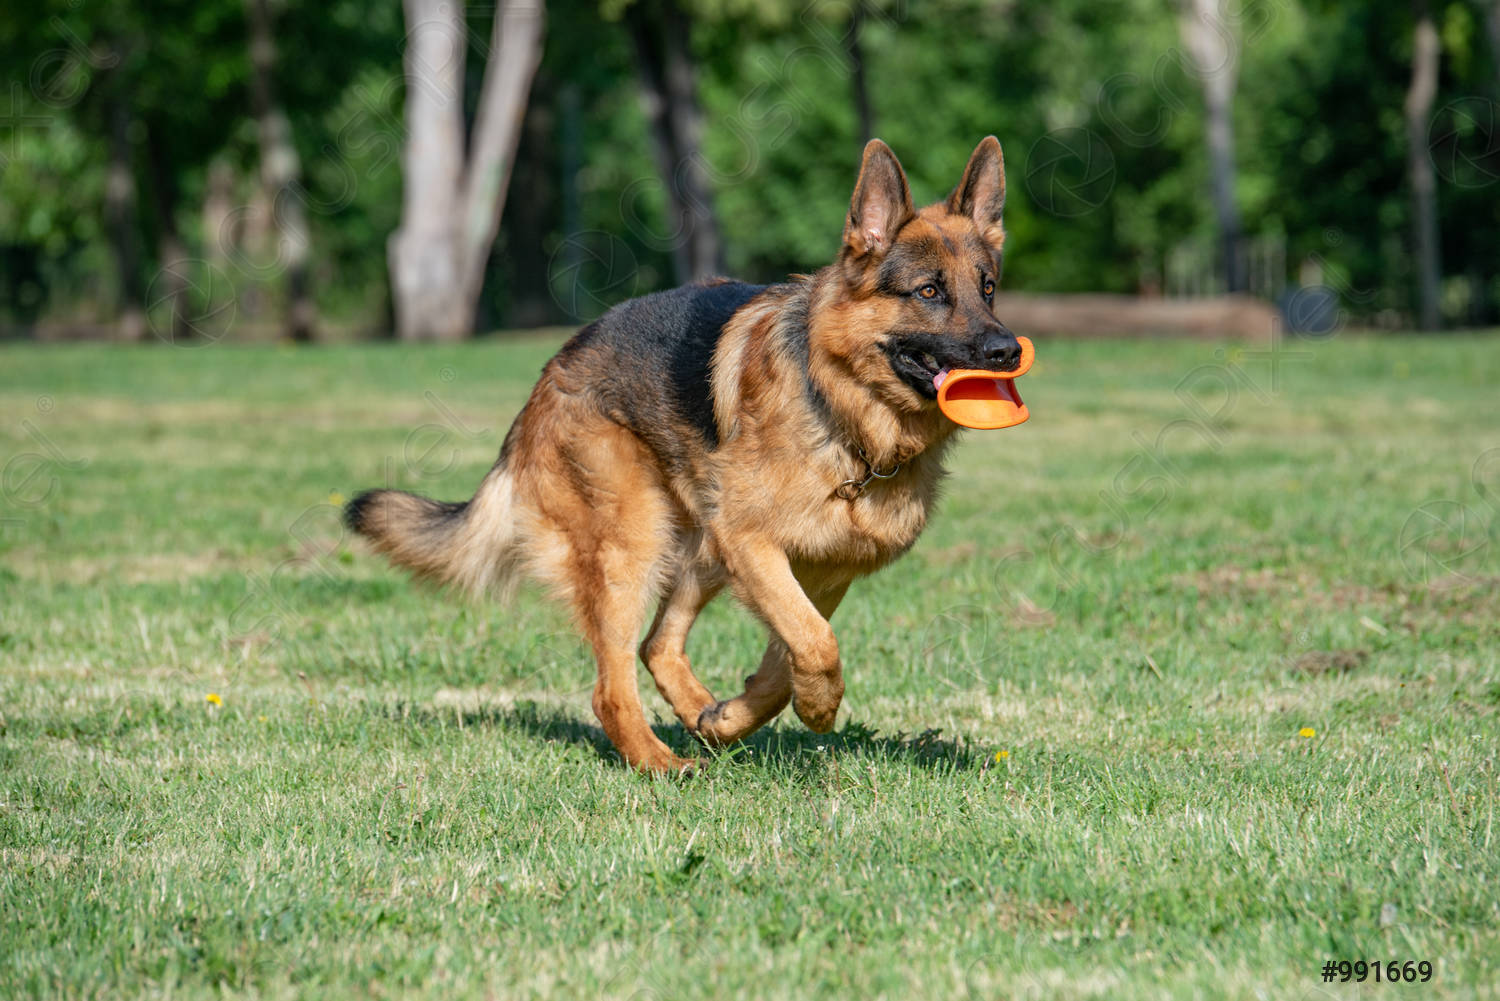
top-left (103, 89), bottom-right (146, 343)
top-left (846, 1), bottom-right (875, 144)
top-left (459, 0), bottom-right (546, 317)
top-left (145, 123), bottom-right (189, 344)
top-left (247, 0), bottom-right (314, 342)
top-left (202, 158), bottom-right (237, 268)
top-left (558, 83), bottom-right (584, 298)
top-left (624, 0), bottom-right (724, 284)
top-left (503, 72), bottom-right (560, 328)
top-left (1180, 0), bottom-right (1246, 293)
top-left (1404, 2), bottom-right (1442, 331)
top-left (390, 0), bottom-right (466, 341)
top-left (389, 0), bottom-right (545, 341)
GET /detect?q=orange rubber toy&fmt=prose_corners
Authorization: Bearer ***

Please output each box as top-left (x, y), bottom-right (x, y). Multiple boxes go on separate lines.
top-left (935, 335), bottom-right (1035, 430)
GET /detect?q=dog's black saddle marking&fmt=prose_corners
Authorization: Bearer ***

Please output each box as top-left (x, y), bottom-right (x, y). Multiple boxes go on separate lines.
top-left (574, 280), bottom-right (767, 452)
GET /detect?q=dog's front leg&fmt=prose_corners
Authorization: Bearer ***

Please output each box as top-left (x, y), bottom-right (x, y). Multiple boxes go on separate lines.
top-left (640, 569), bottom-right (724, 727)
top-left (708, 537), bottom-right (849, 736)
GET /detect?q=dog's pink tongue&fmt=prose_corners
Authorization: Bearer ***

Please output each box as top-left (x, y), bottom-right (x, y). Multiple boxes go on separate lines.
top-left (934, 368), bottom-right (952, 391)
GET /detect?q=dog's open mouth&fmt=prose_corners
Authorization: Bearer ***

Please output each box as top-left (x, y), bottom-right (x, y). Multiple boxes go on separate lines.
top-left (933, 336), bottom-right (1035, 430)
top-left (887, 338), bottom-right (1029, 402)
top-left (902, 350), bottom-right (944, 385)
top-left (933, 367), bottom-right (1023, 405)
top-left (887, 341), bottom-right (964, 399)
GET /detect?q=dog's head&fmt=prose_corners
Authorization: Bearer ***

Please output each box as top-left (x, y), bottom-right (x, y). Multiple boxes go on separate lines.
top-left (816, 137), bottom-right (1019, 414)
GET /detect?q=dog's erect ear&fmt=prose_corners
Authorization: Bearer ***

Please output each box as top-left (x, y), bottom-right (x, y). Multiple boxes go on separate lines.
top-left (843, 139), bottom-right (915, 260)
top-left (947, 136), bottom-right (1006, 253)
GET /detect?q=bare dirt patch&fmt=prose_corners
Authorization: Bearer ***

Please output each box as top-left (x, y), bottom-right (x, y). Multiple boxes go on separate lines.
top-left (1291, 649), bottom-right (1370, 676)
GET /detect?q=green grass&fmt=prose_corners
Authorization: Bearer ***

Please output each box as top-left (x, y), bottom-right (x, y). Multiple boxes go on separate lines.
top-left (2, 331), bottom-right (1497, 1000)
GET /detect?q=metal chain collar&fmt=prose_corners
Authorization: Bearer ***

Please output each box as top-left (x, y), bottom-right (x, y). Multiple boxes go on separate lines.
top-left (834, 446), bottom-right (902, 501)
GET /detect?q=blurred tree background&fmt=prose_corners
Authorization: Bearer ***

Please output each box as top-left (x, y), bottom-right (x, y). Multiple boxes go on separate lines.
top-left (1, 0), bottom-right (1497, 342)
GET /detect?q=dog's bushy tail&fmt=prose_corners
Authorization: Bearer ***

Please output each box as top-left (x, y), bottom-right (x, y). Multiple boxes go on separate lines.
top-left (344, 465), bottom-right (521, 596)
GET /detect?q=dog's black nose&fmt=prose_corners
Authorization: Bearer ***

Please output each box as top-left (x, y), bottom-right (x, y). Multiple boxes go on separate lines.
top-left (980, 329), bottom-right (1022, 370)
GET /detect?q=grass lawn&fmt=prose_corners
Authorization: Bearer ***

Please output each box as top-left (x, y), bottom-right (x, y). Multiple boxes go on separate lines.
top-left (1, 330), bottom-right (1497, 1000)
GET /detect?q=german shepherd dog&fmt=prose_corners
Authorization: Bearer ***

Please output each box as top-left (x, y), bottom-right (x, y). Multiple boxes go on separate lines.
top-left (346, 137), bottom-right (1021, 774)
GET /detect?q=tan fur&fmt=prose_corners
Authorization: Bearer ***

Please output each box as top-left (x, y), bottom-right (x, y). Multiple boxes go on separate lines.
top-left (348, 138), bottom-right (1015, 774)
top-left (347, 467), bottom-right (521, 595)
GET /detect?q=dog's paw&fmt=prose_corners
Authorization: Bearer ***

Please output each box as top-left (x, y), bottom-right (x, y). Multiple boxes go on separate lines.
top-left (669, 755), bottom-right (705, 778)
top-left (693, 701), bottom-right (733, 747)
top-left (634, 751), bottom-right (703, 777)
top-left (792, 696), bottom-right (838, 733)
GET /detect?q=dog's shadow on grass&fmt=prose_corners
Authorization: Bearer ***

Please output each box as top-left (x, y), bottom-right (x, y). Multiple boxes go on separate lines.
top-left (422, 701), bottom-right (983, 775)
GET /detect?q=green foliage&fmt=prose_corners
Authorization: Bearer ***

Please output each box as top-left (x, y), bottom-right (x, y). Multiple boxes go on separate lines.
top-left (0, 0), bottom-right (1497, 333)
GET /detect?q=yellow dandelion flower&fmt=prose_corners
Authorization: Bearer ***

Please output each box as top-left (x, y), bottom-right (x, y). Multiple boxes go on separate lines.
top-left (995, 749), bottom-right (1009, 761)
top-left (1299, 727), bottom-right (1315, 738)
top-left (327, 491), bottom-right (346, 507)
top-left (205, 693), bottom-right (223, 706)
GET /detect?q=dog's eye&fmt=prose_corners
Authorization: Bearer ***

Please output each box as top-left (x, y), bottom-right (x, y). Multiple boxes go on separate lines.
top-left (916, 284), bottom-right (939, 300)
top-left (982, 278), bottom-right (995, 298)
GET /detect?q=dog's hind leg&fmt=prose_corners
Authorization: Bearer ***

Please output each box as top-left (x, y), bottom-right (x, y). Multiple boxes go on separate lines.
top-left (586, 587), bottom-right (698, 775)
top-left (640, 568), bottom-right (724, 728)
top-left (524, 425), bottom-right (697, 776)
top-left (695, 580), bottom-right (848, 746)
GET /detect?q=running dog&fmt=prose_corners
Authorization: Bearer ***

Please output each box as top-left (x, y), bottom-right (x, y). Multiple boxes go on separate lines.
top-left (346, 137), bottom-right (1023, 774)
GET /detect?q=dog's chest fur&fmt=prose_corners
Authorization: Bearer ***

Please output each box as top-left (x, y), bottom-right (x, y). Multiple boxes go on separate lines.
top-left (819, 478), bottom-right (933, 568)
top-left (730, 445), bottom-right (942, 574)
